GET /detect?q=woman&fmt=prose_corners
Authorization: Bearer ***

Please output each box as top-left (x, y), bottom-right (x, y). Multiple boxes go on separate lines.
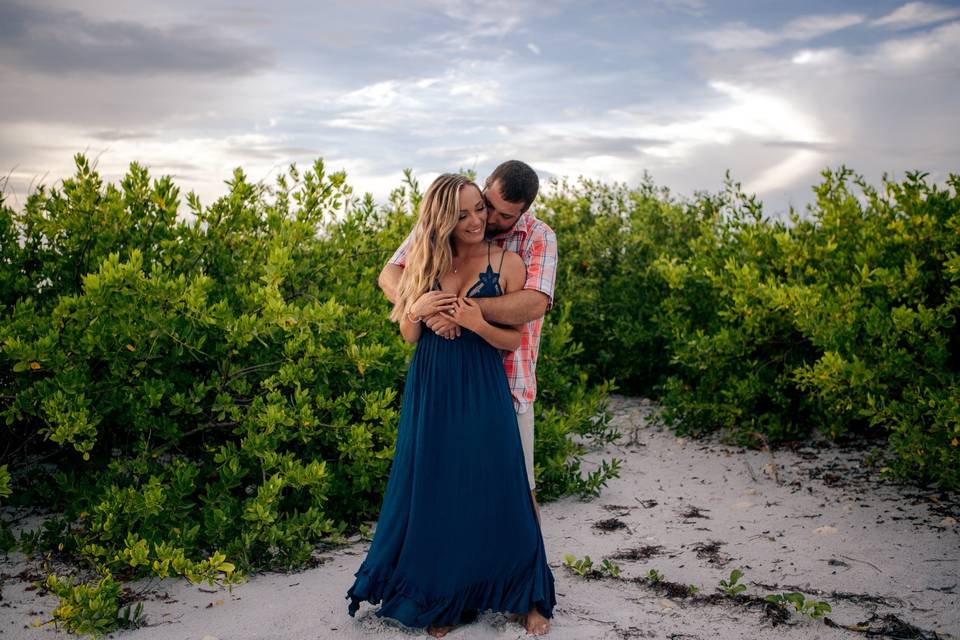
top-left (346, 174), bottom-right (556, 636)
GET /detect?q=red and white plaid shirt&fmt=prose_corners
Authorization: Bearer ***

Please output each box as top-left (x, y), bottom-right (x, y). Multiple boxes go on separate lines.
top-left (388, 211), bottom-right (558, 414)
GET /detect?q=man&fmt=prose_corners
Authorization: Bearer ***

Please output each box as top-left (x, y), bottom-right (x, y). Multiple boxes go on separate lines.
top-left (377, 159), bottom-right (557, 526)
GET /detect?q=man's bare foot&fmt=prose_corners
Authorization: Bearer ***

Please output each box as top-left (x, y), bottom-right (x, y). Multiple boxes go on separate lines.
top-left (427, 624), bottom-right (454, 637)
top-left (524, 608), bottom-right (550, 635)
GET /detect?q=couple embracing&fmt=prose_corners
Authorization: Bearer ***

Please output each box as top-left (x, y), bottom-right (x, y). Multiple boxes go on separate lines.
top-left (346, 160), bottom-right (558, 636)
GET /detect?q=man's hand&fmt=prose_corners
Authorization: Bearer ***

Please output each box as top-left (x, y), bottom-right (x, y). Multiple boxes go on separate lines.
top-left (424, 311), bottom-right (461, 339)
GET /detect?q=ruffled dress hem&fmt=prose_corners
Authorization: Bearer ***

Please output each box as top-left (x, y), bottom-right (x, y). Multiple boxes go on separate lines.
top-left (346, 551), bottom-right (555, 628)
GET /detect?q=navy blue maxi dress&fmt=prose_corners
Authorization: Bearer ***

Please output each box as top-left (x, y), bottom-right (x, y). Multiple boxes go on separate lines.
top-left (346, 248), bottom-right (556, 628)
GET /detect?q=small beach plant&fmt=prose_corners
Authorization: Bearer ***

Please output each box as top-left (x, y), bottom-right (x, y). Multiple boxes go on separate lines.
top-left (718, 568), bottom-right (747, 596)
top-left (599, 558), bottom-right (621, 577)
top-left (764, 592), bottom-right (831, 619)
top-left (562, 553), bottom-right (593, 576)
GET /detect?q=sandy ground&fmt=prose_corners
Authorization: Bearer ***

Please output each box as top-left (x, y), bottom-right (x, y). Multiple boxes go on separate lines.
top-left (1, 395), bottom-right (957, 639)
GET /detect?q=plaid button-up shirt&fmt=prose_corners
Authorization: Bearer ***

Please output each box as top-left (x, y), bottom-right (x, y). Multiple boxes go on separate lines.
top-left (388, 211), bottom-right (558, 414)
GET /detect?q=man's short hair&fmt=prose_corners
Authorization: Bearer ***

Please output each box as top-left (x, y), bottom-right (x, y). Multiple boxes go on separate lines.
top-left (486, 160), bottom-right (539, 213)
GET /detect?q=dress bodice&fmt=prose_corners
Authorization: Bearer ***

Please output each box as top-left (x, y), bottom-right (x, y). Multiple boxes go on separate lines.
top-left (434, 242), bottom-right (505, 298)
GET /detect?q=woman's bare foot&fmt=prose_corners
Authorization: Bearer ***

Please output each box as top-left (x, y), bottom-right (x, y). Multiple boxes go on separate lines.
top-left (524, 608), bottom-right (550, 635)
top-left (426, 624), bottom-right (454, 637)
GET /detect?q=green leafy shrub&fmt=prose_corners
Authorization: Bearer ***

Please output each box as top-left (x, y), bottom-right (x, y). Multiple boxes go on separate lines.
top-left (3, 152), bottom-right (957, 637)
top-left (538, 175), bottom-right (687, 392)
top-left (1, 155), bottom-right (619, 635)
top-left (537, 167), bottom-right (959, 489)
top-left (43, 572), bottom-right (126, 637)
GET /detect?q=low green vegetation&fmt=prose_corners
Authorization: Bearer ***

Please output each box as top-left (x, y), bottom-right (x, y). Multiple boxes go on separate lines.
top-left (562, 553), bottom-right (594, 577)
top-left (718, 568), bottom-right (747, 596)
top-left (764, 592), bottom-right (832, 619)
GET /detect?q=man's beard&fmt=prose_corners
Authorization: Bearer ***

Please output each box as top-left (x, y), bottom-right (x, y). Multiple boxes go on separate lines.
top-left (485, 220), bottom-right (519, 239)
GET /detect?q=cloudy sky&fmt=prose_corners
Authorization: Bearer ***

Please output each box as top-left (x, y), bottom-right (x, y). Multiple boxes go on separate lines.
top-left (2, 0), bottom-right (958, 217)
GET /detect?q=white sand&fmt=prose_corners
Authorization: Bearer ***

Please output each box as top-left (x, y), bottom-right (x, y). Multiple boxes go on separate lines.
top-left (1, 395), bottom-right (957, 639)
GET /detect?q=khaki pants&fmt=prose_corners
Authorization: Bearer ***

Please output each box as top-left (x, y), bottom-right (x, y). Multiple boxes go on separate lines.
top-left (517, 407), bottom-right (535, 491)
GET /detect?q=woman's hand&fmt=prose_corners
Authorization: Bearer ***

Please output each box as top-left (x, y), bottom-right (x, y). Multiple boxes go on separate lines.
top-left (410, 291), bottom-right (458, 319)
top-left (451, 296), bottom-right (484, 331)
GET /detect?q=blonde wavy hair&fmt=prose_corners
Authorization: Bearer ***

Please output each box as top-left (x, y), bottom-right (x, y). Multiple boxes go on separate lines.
top-left (390, 173), bottom-right (480, 323)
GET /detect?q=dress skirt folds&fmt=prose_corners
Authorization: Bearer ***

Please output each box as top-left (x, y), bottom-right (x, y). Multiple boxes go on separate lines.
top-left (345, 326), bottom-right (556, 628)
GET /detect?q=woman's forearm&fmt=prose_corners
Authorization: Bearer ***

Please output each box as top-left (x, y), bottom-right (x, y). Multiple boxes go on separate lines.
top-left (399, 316), bottom-right (422, 343)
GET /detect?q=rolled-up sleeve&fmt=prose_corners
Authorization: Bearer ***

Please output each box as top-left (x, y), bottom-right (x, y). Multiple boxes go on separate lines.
top-left (388, 231), bottom-right (413, 267)
top-left (523, 226), bottom-right (557, 310)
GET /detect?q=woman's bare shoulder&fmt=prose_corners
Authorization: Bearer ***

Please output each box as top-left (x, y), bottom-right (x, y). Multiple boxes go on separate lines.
top-left (500, 249), bottom-right (524, 270)
top-left (497, 249), bottom-right (526, 290)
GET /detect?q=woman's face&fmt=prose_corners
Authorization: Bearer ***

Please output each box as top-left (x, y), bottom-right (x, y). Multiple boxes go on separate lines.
top-left (451, 184), bottom-right (486, 245)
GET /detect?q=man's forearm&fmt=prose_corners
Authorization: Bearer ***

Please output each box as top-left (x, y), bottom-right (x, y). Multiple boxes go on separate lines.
top-left (475, 290), bottom-right (549, 325)
top-left (378, 263), bottom-right (403, 305)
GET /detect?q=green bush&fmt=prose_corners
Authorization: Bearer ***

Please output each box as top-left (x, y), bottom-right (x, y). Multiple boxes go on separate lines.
top-left (537, 167), bottom-right (959, 489)
top-left (1, 156), bottom-right (620, 635)
top-left (538, 175), bottom-right (686, 392)
top-left (4, 153), bottom-right (957, 637)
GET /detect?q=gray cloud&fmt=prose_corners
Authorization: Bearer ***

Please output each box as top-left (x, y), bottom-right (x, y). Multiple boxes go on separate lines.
top-left (653, 0), bottom-right (707, 17)
top-left (0, 1), bottom-right (274, 76)
top-left (2, 1), bottom-right (958, 221)
top-left (525, 134), bottom-right (662, 158)
top-left (761, 140), bottom-right (837, 152)
top-left (688, 13), bottom-right (865, 51)
top-left (872, 2), bottom-right (960, 29)
top-left (90, 130), bottom-right (158, 141)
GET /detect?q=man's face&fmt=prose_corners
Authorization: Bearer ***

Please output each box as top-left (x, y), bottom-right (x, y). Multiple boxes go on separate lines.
top-left (482, 179), bottom-right (525, 236)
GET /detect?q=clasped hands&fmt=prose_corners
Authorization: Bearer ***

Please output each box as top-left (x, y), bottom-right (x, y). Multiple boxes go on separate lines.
top-left (410, 291), bottom-right (483, 339)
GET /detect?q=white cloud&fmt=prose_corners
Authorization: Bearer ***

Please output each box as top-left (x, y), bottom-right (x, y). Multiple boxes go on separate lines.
top-left (872, 2), bottom-right (960, 29)
top-left (3, 1), bottom-right (958, 221)
top-left (319, 64), bottom-right (506, 131)
top-left (460, 78), bottom-right (831, 204)
top-left (654, 0), bottom-right (707, 16)
top-left (688, 23), bottom-right (780, 51)
top-left (791, 48), bottom-right (843, 65)
top-left (870, 19), bottom-right (960, 67)
top-left (744, 149), bottom-right (823, 195)
top-left (786, 13), bottom-right (865, 39)
top-left (0, 120), bottom-right (417, 213)
top-left (424, 0), bottom-right (531, 52)
top-left (336, 81), bottom-right (423, 110)
top-left (690, 12), bottom-right (864, 51)
top-left (675, 20), bottom-right (960, 209)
